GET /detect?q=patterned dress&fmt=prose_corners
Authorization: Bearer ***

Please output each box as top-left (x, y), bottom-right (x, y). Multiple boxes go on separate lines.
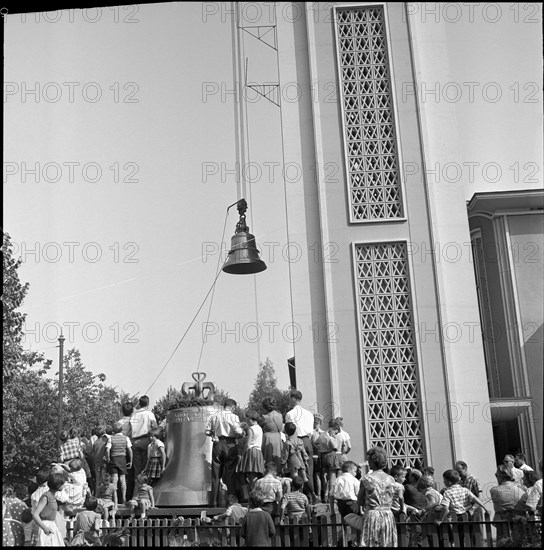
top-left (2, 496), bottom-right (28, 547)
top-left (358, 470), bottom-right (398, 547)
top-left (260, 411), bottom-right (284, 472)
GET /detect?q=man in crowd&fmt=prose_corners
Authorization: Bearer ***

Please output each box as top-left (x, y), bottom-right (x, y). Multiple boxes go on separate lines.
top-left (285, 390), bottom-right (317, 502)
top-left (503, 454), bottom-right (525, 486)
top-left (514, 452), bottom-right (534, 472)
top-left (129, 396), bottom-right (158, 478)
top-left (205, 399), bottom-right (244, 506)
top-left (455, 460), bottom-right (482, 497)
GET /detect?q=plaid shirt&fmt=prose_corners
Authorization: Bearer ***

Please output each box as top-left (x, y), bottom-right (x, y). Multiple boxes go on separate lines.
top-left (442, 484), bottom-right (477, 515)
top-left (254, 474), bottom-right (283, 503)
top-left (60, 438), bottom-right (81, 462)
top-left (460, 474), bottom-right (481, 497)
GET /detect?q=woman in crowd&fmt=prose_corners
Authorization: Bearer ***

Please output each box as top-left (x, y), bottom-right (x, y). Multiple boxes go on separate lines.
top-left (347, 446), bottom-right (398, 547)
top-left (490, 464), bottom-right (528, 541)
top-left (259, 397), bottom-right (284, 473)
top-left (2, 485), bottom-right (29, 547)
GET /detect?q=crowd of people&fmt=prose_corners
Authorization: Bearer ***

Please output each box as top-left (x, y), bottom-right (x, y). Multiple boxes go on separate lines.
top-left (2, 395), bottom-right (163, 546)
top-left (204, 390), bottom-right (542, 547)
top-left (2, 389), bottom-right (542, 547)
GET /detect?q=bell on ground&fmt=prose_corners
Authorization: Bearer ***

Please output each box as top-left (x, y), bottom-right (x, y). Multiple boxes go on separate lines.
top-left (222, 230), bottom-right (267, 274)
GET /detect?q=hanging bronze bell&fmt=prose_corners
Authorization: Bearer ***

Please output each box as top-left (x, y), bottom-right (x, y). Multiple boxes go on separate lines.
top-left (222, 199), bottom-right (267, 275)
top-left (223, 230), bottom-right (267, 274)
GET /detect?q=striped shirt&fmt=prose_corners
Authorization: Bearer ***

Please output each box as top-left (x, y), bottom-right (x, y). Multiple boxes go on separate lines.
top-left (281, 491), bottom-right (309, 517)
top-left (442, 484), bottom-right (477, 515)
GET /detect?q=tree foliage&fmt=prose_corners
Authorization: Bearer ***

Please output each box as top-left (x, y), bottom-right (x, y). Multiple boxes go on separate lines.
top-left (2, 232), bottom-right (30, 379)
top-left (245, 357), bottom-right (291, 417)
top-left (3, 362), bottom-right (58, 485)
top-left (153, 385), bottom-right (239, 421)
top-left (2, 231), bottom-right (135, 485)
top-left (60, 348), bottom-right (133, 433)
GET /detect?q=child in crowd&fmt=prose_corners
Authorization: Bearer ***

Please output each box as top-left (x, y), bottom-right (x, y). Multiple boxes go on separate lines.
top-left (213, 495), bottom-right (248, 523)
top-left (128, 473), bottom-right (155, 519)
top-left (282, 422), bottom-right (310, 484)
top-left (69, 427), bottom-right (93, 481)
top-left (312, 418), bottom-right (338, 502)
top-left (144, 429), bottom-right (166, 486)
top-left (62, 459), bottom-right (89, 508)
top-left (311, 414), bottom-right (325, 499)
top-left (436, 469), bottom-right (488, 524)
top-left (280, 476), bottom-right (311, 522)
top-left (422, 466), bottom-right (437, 489)
top-left (107, 421), bottom-right (133, 503)
top-left (32, 473), bottom-right (67, 546)
top-left (96, 472), bottom-right (117, 522)
top-left (92, 426), bottom-right (109, 495)
top-left (333, 417), bottom-right (352, 461)
top-left (417, 475), bottom-right (443, 521)
top-left (21, 508), bottom-right (34, 546)
top-left (389, 465), bottom-right (407, 518)
top-left (59, 430), bottom-right (82, 464)
top-left (240, 489), bottom-right (275, 546)
top-left (331, 460), bottom-right (360, 519)
top-left (253, 461), bottom-right (283, 518)
top-left (71, 496), bottom-right (102, 545)
top-left (237, 410), bottom-right (265, 490)
top-left (322, 421), bottom-right (342, 501)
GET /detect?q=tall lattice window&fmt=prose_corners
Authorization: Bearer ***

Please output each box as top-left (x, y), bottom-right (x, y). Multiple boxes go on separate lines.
top-left (354, 242), bottom-right (423, 466)
top-left (336, 6), bottom-right (404, 222)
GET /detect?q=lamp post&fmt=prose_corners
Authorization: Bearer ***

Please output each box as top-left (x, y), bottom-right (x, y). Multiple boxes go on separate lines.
top-left (57, 332), bottom-right (65, 452)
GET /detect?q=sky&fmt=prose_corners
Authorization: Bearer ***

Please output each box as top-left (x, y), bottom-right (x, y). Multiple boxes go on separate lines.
top-left (4, 2), bottom-right (542, 407)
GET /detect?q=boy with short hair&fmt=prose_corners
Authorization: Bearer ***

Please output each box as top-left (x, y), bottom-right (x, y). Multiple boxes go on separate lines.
top-left (280, 476), bottom-right (311, 522)
top-left (253, 462), bottom-right (283, 518)
top-left (282, 423), bottom-right (310, 483)
top-left (331, 460), bottom-right (360, 518)
top-left (92, 426), bottom-right (109, 494)
top-left (213, 494), bottom-right (248, 523)
top-left (390, 465), bottom-right (407, 518)
top-left (435, 470), bottom-right (488, 524)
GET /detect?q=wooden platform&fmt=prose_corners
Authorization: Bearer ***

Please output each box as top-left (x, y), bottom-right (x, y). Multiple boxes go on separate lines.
top-left (113, 504), bottom-right (227, 517)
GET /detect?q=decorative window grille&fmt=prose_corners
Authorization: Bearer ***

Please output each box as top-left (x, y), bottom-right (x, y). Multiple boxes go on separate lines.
top-left (354, 242), bottom-right (424, 467)
top-left (336, 6), bottom-right (404, 222)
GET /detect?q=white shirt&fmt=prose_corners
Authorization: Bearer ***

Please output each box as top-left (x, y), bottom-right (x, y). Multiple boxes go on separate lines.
top-left (129, 407), bottom-right (158, 439)
top-left (519, 463), bottom-right (534, 472)
top-left (205, 410), bottom-right (243, 438)
top-left (331, 472), bottom-right (360, 501)
top-left (526, 479), bottom-right (542, 512)
top-left (285, 404), bottom-right (314, 438)
top-left (335, 430), bottom-right (351, 453)
top-left (511, 466), bottom-right (525, 486)
top-left (247, 424), bottom-right (263, 449)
